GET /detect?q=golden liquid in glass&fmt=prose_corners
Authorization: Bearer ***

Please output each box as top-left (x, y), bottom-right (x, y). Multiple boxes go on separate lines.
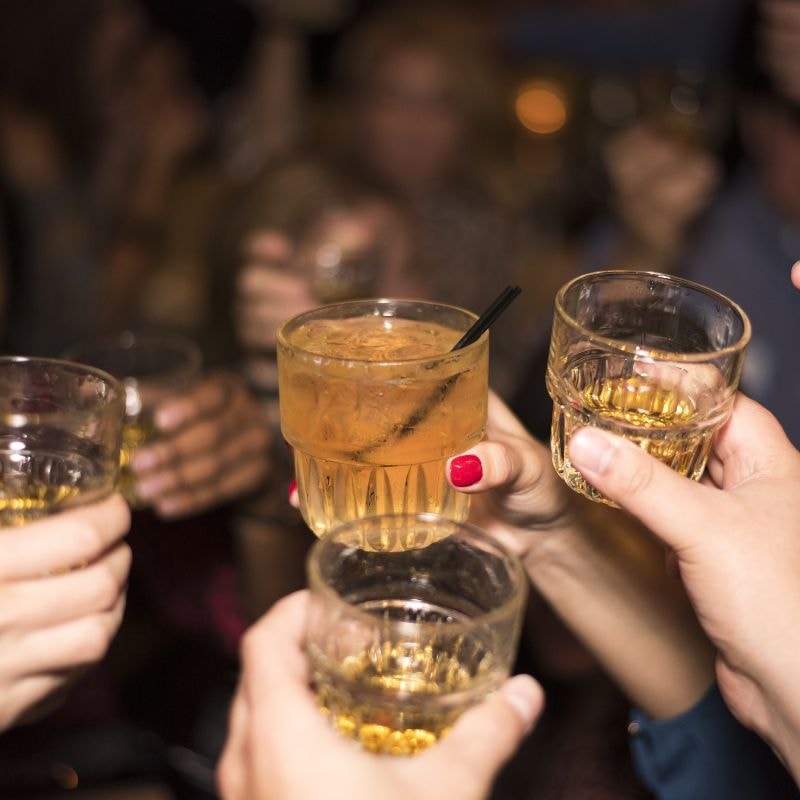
top-left (280, 317), bottom-right (488, 537)
top-left (0, 450), bottom-right (111, 526)
top-left (312, 610), bottom-right (496, 755)
top-left (550, 369), bottom-right (720, 504)
top-left (118, 416), bottom-right (157, 508)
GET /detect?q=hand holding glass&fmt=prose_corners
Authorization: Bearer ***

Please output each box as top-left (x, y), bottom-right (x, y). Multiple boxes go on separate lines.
top-left (64, 333), bottom-right (202, 508)
top-left (306, 514), bottom-right (527, 755)
top-left (546, 270), bottom-right (750, 504)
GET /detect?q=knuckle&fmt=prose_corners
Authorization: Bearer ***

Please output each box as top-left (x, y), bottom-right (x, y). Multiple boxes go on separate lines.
top-left (91, 565), bottom-right (122, 610)
top-left (82, 617), bottom-right (113, 661)
top-left (110, 495), bottom-right (132, 534)
top-left (119, 543), bottom-right (133, 577)
top-left (72, 519), bottom-right (107, 560)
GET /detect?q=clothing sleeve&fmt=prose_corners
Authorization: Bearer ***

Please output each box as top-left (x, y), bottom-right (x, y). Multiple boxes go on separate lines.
top-left (629, 684), bottom-right (798, 800)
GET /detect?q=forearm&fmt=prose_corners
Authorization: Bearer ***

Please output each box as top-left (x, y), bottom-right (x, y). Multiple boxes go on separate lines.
top-left (524, 506), bottom-right (715, 719)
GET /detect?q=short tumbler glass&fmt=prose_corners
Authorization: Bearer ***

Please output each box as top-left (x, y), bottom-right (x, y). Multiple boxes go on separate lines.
top-left (278, 299), bottom-right (488, 537)
top-left (0, 357), bottom-right (124, 526)
top-left (546, 270), bottom-right (751, 504)
top-left (306, 513), bottom-right (527, 756)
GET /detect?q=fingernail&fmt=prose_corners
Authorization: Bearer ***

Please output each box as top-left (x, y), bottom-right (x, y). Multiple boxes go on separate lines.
top-left (449, 454), bottom-right (483, 487)
top-left (287, 479), bottom-right (297, 501)
top-left (501, 675), bottom-right (542, 734)
top-left (155, 405), bottom-right (183, 431)
top-left (568, 428), bottom-right (616, 475)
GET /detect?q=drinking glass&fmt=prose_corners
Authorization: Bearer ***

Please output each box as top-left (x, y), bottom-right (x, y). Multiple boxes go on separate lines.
top-left (64, 332), bottom-right (202, 507)
top-left (0, 357), bottom-right (124, 526)
top-left (306, 513), bottom-right (527, 755)
top-left (547, 270), bottom-right (750, 504)
top-left (277, 299), bottom-right (488, 537)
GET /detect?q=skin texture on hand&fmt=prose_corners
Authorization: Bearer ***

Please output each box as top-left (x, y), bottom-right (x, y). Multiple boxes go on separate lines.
top-left (218, 591), bottom-right (544, 800)
top-left (132, 372), bottom-right (272, 519)
top-left (235, 231), bottom-right (317, 353)
top-left (567, 395), bottom-right (800, 781)
top-left (446, 393), bottom-right (716, 720)
top-left (0, 495), bottom-right (131, 731)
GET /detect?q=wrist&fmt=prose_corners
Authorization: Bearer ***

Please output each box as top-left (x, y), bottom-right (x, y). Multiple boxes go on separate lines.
top-left (521, 497), bottom-right (606, 584)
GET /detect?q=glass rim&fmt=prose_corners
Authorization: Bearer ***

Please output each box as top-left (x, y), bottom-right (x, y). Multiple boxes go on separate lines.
top-left (0, 355), bottom-right (125, 399)
top-left (277, 297), bottom-right (486, 367)
top-left (62, 330), bottom-right (203, 384)
top-left (554, 270), bottom-right (752, 361)
top-left (306, 513), bottom-right (528, 633)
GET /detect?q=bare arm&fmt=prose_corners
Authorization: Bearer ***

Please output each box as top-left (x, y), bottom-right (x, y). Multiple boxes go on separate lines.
top-left (448, 394), bottom-right (715, 719)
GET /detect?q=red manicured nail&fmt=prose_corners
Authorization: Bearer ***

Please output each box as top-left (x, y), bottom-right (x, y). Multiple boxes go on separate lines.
top-left (449, 455), bottom-right (483, 487)
top-left (288, 479), bottom-right (297, 500)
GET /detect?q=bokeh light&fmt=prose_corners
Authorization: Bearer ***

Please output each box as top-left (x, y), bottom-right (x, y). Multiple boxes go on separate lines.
top-left (515, 81), bottom-right (568, 135)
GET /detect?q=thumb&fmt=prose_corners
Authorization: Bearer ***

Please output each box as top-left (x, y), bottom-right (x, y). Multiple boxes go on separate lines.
top-left (567, 426), bottom-right (718, 552)
top-left (425, 675), bottom-right (543, 791)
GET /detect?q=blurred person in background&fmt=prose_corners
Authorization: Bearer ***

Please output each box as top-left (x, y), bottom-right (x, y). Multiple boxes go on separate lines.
top-left (226, 2), bottom-right (547, 636)
top-left (0, 4), bottom-right (276, 795)
top-left (582, 0), bottom-right (800, 445)
top-left (0, 0), bottom-right (208, 353)
top-left (234, 2), bottom-right (560, 401)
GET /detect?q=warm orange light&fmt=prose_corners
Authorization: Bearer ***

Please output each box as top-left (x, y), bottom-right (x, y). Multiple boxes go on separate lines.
top-left (515, 82), bottom-right (567, 135)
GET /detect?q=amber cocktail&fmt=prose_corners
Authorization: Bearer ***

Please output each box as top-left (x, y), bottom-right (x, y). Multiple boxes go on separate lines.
top-left (278, 300), bottom-right (488, 538)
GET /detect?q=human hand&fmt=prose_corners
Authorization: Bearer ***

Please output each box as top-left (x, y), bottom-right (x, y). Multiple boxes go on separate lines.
top-left (218, 591), bottom-right (543, 800)
top-left (791, 259), bottom-right (800, 290)
top-left (0, 495), bottom-right (131, 731)
top-left (132, 372), bottom-right (272, 519)
top-left (236, 231), bottom-right (317, 353)
top-left (604, 122), bottom-right (720, 266)
top-left (445, 393), bottom-right (575, 563)
top-left (445, 393), bottom-right (715, 718)
top-left (566, 395), bottom-right (800, 774)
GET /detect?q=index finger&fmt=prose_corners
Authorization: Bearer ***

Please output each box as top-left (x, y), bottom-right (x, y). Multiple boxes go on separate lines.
top-left (237, 264), bottom-right (311, 301)
top-left (0, 494), bottom-right (130, 581)
top-left (448, 394), bottom-right (571, 529)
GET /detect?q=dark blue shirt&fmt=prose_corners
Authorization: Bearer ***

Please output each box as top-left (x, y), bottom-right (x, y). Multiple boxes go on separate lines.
top-left (629, 685), bottom-right (797, 799)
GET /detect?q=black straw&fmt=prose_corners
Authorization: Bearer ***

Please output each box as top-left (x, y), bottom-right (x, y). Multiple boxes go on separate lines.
top-left (349, 286), bottom-right (523, 460)
top-left (451, 286), bottom-right (522, 351)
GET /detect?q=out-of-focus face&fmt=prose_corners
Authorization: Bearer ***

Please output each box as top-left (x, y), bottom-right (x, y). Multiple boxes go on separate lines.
top-left (743, 99), bottom-right (800, 224)
top-left (355, 46), bottom-right (465, 198)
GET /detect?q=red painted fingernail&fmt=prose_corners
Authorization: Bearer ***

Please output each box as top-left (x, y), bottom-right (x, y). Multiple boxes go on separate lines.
top-left (288, 479), bottom-right (297, 500)
top-left (449, 455), bottom-right (483, 487)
